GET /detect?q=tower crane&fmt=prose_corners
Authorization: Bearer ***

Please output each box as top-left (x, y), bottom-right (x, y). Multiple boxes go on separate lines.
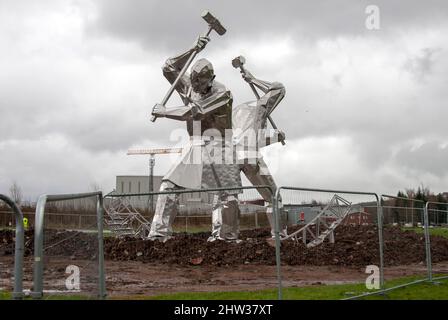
top-left (127, 147), bottom-right (183, 210)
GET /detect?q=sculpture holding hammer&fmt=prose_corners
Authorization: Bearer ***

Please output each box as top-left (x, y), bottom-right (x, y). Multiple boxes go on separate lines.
top-left (149, 11), bottom-right (243, 241)
top-left (229, 55), bottom-right (289, 238)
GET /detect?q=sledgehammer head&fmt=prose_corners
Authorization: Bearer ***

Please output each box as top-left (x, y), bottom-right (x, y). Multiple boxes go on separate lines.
top-left (232, 56), bottom-right (246, 69)
top-left (201, 10), bottom-right (226, 35)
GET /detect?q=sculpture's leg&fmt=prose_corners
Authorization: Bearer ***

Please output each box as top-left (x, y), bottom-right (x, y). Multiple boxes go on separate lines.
top-left (148, 181), bottom-right (179, 240)
top-left (209, 194), bottom-right (240, 241)
top-left (241, 159), bottom-right (288, 237)
top-left (210, 194), bottom-right (222, 239)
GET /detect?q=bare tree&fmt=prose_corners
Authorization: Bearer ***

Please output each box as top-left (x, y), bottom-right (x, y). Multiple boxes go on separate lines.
top-left (9, 181), bottom-right (23, 206)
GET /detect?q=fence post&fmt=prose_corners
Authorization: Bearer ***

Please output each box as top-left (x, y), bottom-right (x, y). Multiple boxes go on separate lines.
top-left (423, 203), bottom-right (432, 282)
top-left (377, 195), bottom-right (385, 289)
top-left (273, 190), bottom-right (283, 300)
top-left (32, 195), bottom-right (47, 299)
top-left (32, 192), bottom-right (106, 299)
top-left (97, 195), bottom-right (106, 299)
top-left (0, 195), bottom-right (25, 299)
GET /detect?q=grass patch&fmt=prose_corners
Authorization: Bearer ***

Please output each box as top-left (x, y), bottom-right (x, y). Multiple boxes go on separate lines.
top-left (0, 291), bottom-right (11, 299)
top-left (403, 227), bottom-right (448, 239)
top-left (146, 275), bottom-right (448, 300)
top-left (2, 276), bottom-right (447, 301)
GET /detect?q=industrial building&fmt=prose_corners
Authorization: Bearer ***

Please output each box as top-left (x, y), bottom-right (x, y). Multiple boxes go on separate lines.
top-left (115, 175), bottom-right (215, 214)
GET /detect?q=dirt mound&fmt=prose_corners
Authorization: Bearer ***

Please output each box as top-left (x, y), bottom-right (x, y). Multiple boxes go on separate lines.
top-left (2, 226), bottom-right (448, 266)
top-left (0, 229), bottom-right (97, 260)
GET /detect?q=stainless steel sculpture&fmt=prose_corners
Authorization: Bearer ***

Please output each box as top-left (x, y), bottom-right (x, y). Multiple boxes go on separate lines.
top-left (151, 10), bottom-right (226, 123)
top-left (149, 11), bottom-right (242, 241)
top-left (230, 56), bottom-right (288, 237)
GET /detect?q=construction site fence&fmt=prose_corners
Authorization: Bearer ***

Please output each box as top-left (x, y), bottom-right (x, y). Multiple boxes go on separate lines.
top-left (0, 210), bottom-right (272, 231)
top-left (0, 195), bottom-right (24, 300)
top-left (31, 191), bottom-right (106, 300)
top-left (4, 185), bottom-right (448, 300)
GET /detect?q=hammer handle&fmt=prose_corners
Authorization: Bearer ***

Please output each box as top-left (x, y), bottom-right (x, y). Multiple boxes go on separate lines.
top-left (240, 66), bottom-right (285, 145)
top-left (151, 26), bottom-right (213, 122)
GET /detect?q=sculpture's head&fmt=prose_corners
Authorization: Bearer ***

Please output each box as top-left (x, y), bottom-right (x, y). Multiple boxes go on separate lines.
top-left (190, 58), bottom-right (215, 94)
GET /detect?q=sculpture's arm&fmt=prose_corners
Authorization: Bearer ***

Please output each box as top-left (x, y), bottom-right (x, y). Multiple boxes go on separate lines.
top-left (257, 83), bottom-right (285, 117)
top-left (162, 37), bottom-right (209, 105)
top-left (262, 129), bottom-right (286, 147)
top-left (190, 90), bottom-right (233, 120)
top-left (243, 71), bottom-right (285, 116)
top-left (162, 48), bottom-right (195, 105)
top-left (151, 90), bottom-right (232, 121)
top-left (151, 103), bottom-right (193, 121)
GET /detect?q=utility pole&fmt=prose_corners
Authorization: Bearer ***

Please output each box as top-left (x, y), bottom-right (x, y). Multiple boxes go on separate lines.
top-left (127, 147), bottom-right (183, 212)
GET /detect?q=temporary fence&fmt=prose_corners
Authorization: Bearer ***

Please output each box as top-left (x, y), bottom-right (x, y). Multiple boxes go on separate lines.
top-left (31, 192), bottom-right (106, 299)
top-left (425, 201), bottom-right (448, 283)
top-left (273, 187), bottom-right (384, 300)
top-left (0, 194), bottom-right (24, 299)
top-left (342, 195), bottom-right (447, 300)
top-left (3, 185), bottom-right (448, 300)
top-left (104, 185), bottom-right (274, 297)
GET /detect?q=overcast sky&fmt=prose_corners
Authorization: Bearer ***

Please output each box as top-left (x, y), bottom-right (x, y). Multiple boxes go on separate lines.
top-left (1, 0), bottom-right (447, 201)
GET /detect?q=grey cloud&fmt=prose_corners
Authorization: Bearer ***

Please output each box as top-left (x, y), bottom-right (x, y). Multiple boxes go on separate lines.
top-left (403, 48), bottom-right (442, 82)
top-left (5, 88), bottom-right (182, 153)
top-left (63, 112), bottom-right (184, 152)
top-left (89, 0), bottom-right (448, 51)
top-left (2, 0), bottom-right (448, 198)
top-left (394, 142), bottom-right (448, 176)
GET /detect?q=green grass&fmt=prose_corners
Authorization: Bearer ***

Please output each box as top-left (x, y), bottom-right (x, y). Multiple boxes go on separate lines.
top-left (146, 275), bottom-right (448, 300)
top-left (0, 291), bottom-right (11, 299)
top-left (403, 227), bottom-right (448, 239)
top-left (2, 275), bottom-right (447, 300)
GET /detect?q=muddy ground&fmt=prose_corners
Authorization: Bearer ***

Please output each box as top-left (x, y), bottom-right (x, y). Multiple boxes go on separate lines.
top-left (1, 256), bottom-right (447, 297)
top-left (2, 225), bottom-right (448, 266)
top-left (1, 225), bottom-right (448, 297)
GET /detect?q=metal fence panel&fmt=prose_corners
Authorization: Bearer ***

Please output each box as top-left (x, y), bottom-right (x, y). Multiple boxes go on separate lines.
top-left (102, 185), bottom-right (277, 298)
top-left (0, 195), bottom-right (24, 299)
top-left (273, 187), bottom-right (382, 300)
top-left (31, 192), bottom-right (105, 300)
top-left (376, 195), bottom-right (429, 297)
